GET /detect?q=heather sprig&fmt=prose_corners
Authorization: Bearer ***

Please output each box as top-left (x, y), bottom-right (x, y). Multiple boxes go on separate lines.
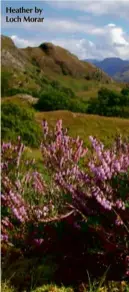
top-left (41, 119), bottom-right (88, 172)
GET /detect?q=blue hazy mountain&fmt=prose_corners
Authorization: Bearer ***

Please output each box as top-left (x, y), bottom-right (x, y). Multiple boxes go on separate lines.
top-left (85, 57), bottom-right (129, 80)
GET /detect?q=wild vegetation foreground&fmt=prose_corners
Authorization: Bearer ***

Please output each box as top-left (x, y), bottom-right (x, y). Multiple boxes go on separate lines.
top-left (1, 120), bottom-right (129, 291)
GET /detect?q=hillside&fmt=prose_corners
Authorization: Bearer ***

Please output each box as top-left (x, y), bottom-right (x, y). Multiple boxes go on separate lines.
top-left (1, 35), bottom-right (30, 71)
top-left (1, 35), bottom-right (113, 92)
top-left (85, 57), bottom-right (129, 79)
top-left (22, 42), bottom-right (112, 82)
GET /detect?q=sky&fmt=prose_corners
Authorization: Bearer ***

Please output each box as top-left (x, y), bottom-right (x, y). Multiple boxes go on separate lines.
top-left (1, 0), bottom-right (129, 60)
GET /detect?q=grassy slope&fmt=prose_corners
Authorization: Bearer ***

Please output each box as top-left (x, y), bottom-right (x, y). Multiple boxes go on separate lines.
top-left (2, 96), bottom-right (129, 148)
top-left (51, 74), bottom-right (123, 101)
top-left (36, 110), bottom-right (129, 146)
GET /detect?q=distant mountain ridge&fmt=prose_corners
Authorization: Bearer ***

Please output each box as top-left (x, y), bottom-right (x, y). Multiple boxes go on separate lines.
top-left (114, 64), bottom-right (129, 83)
top-left (85, 57), bottom-right (129, 82)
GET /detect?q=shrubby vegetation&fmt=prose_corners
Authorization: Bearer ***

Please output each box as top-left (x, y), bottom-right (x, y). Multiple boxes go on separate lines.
top-left (4, 79), bottom-right (129, 118)
top-left (35, 89), bottom-right (70, 111)
top-left (2, 68), bottom-right (129, 118)
top-left (50, 80), bottom-right (75, 98)
top-left (35, 87), bottom-right (86, 112)
top-left (1, 70), bottom-right (86, 113)
top-left (35, 83), bottom-right (129, 117)
top-left (87, 86), bottom-right (129, 118)
top-left (1, 70), bottom-right (13, 97)
top-left (1, 121), bottom-right (129, 291)
top-left (1, 70), bottom-right (41, 98)
top-left (1, 102), bottom-right (42, 147)
top-left (6, 87), bottom-right (41, 98)
top-left (34, 79), bottom-right (87, 113)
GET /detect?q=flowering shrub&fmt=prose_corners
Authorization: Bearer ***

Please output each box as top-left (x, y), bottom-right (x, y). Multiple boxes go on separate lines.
top-left (1, 120), bottom-right (129, 279)
top-left (42, 120), bottom-right (129, 222)
top-left (1, 138), bottom-right (55, 248)
top-left (41, 120), bottom-right (129, 277)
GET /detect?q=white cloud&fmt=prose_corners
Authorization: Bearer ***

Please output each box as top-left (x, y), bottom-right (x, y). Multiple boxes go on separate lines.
top-left (9, 22), bottom-right (129, 60)
top-left (107, 25), bottom-right (128, 46)
top-left (52, 38), bottom-right (98, 59)
top-left (51, 24), bottom-right (129, 60)
top-left (101, 24), bottom-right (129, 58)
top-left (50, 38), bottom-right (115, 60)
top-left (11, 35), bottom-right (37, 47)
top-left (108, 24), bottom-right (116, 28)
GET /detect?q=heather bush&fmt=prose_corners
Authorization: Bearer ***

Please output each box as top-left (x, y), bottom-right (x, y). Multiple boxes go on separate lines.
top-left (1, 138), bottom-right (58, 249)
top-left (1, 120), bottom-right (129, 280)
top-left (41, 121), bottom-right (129, 220)
top-left (41, 120), bottom-right (129, 277)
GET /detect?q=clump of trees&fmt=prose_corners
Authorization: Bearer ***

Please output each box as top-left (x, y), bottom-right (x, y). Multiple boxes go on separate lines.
top-left (87, 86), bottom-right (129, 118)
top-left (35, 87), bottom-right (86, 113)
top-left (35, 85), bottom-right (129, 118)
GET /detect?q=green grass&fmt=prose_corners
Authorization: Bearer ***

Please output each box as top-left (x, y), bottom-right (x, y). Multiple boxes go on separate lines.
top-left (22, 108), bottom-right (129, 160)
top-left (2, 96), bottom-right (129, 156)
top-left (2, 281), bottom-right (129, 292)
top-left (36, 110), bottom-right (129, 147)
